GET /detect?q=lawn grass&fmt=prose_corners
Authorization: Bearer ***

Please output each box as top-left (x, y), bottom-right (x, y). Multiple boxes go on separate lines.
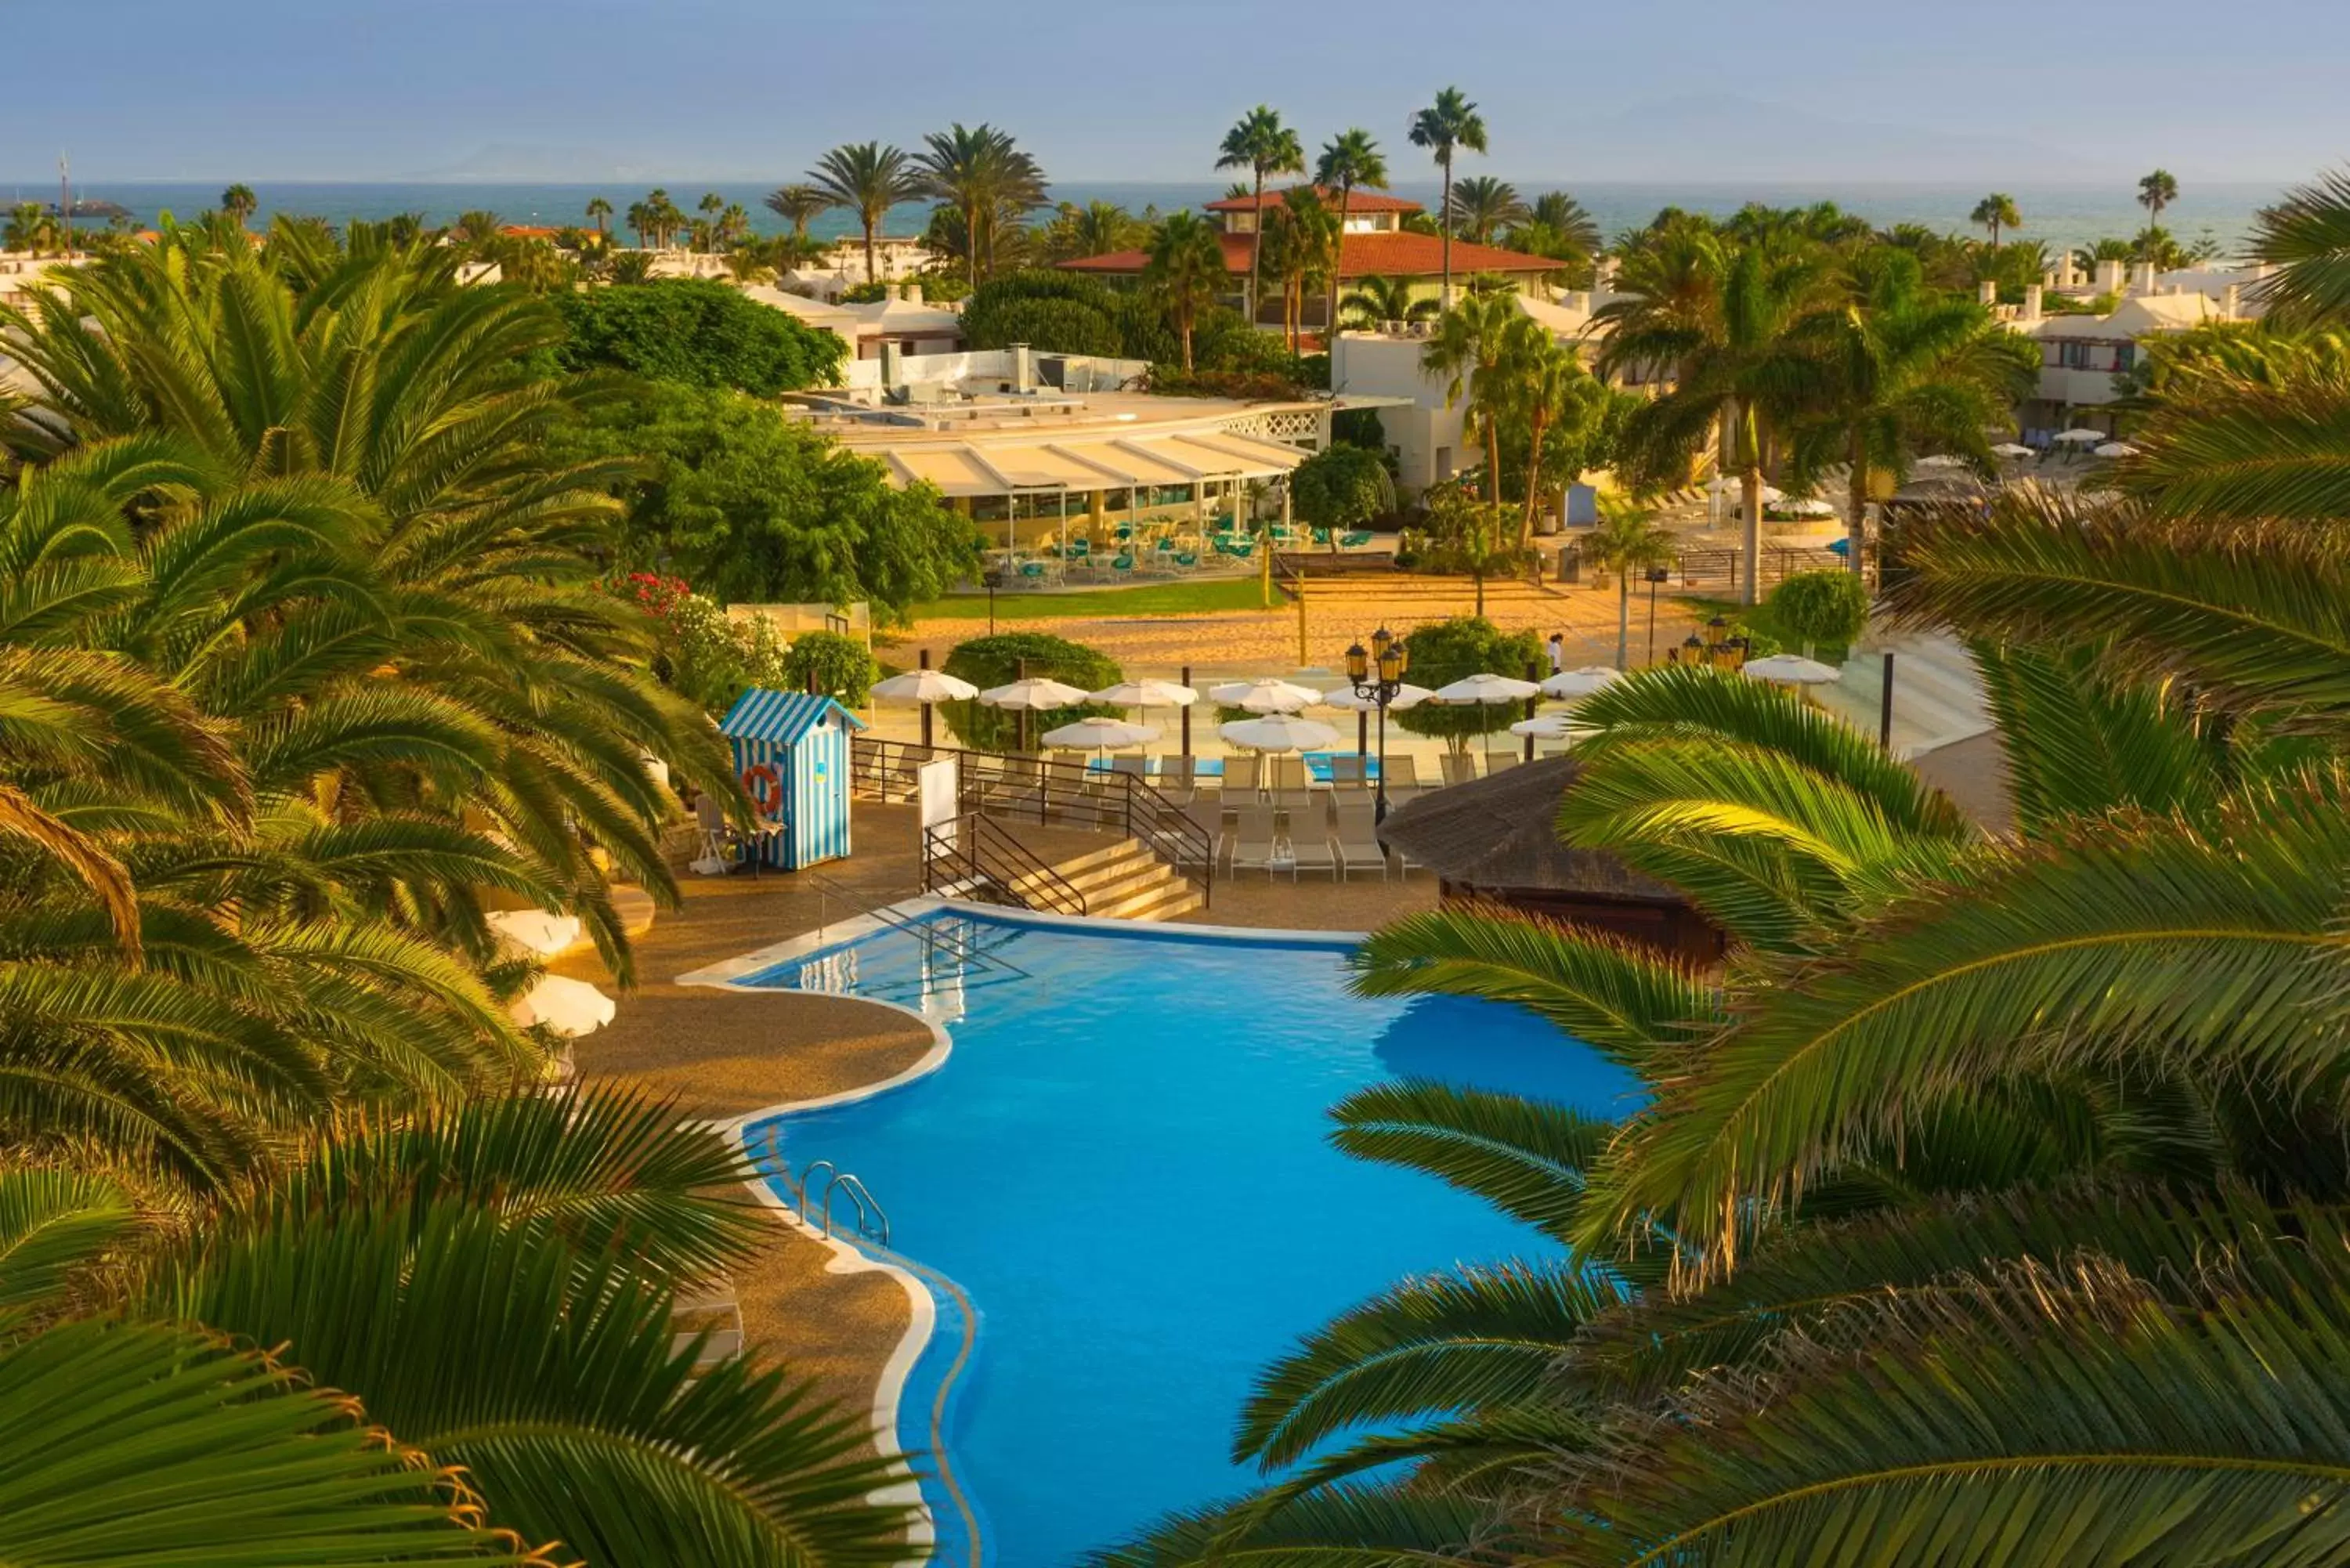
top-left (1689, 596), bottom-right (1856, 663)
top-left (909, 578), bottom-right (1287, 620)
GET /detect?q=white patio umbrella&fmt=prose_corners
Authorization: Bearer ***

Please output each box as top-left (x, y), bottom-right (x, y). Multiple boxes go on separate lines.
top-left (1990, 442), bottom-right (2035, 458)
top-left (1042, 718), bottom-right (1159, 757)
top-left (2053, 428), bottom-right (2106, 443)
top-left (1319, 683), bottom-right (1435, 712)
top-left (1090, 678), bottom-right (1198, 709)
top-left (979, 677), bottom-right (1090, 709)
top-left (1219, 714), bottom-right (1340, 753)
top-left (1743, 653), bottom-right (1842, 685)
top-left (872, 667), bottom-right (981, 748)
top-left (509, 974), bottom-right (616, 1038)
top-left (1541, 667), bottom-right (1623, 700)
top-left (1208, 677), bottom-right (1323, 713)
top-left (1432, 672), bottom-right (1544, 764)
top-left (2093, 441), bottom-right (2139, 459)
top-left (1509, 714), bottom-right (1578, 739)
top-left (483, 909), bottom-right (582, 959)
top-left (1782, 497), bottom-right (1840, 517)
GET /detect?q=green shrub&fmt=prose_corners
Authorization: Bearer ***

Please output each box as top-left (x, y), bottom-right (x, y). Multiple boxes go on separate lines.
top-left (939, 632), bottom-right (1123, 752)
top-left (553, 278), bottom-right (844, 394)
top-left (1392, 616), bottom-right (1544, 753)
top-left (606, 572), bottom-right (789, 714)
top-left (1290, 444), bottom-right (1394, 531)
top-left (1770, 569), bottom-right (1871, 656)
top-left (779, 630), bottom-right (880, 706)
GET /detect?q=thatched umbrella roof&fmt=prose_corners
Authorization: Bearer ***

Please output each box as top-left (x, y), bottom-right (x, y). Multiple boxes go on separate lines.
top-left (1377, 754), bottom-right (1681, 901)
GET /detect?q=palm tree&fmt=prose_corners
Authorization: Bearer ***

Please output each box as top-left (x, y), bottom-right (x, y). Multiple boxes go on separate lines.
top-left (1216, 105), bottom-right (1304, 326)
top-left (694, 191), bottom-right (723, 251)
top-left (1145, 211), bottom-right (1227, 370)
top-left (2138, 167), bottom-right (2180, 222)
top-left (2247, 167), bottom-right (2350, 326)
top-left (1421, 293), bottom-right (1519, 508)
top-left (1039, 200), bottom-right (1141, 262)
top-left (451, 209), bottom-right (505, 255)
top-left (1408, 85), bottom-right (1489, 308)
top-left (1585, 496), bottom-right (1678, 666)
top-left (763, 181), bottom-right (833, 242)
top-left (1781, 248), bottom-right (2036, 571)
top-left (1502, 316), bottom-right (1603, 544)
top-left (1446, 174), bottom-right (1525, 244)
top-left (1528, 190), bottom-right (1602, 255)
top-left (1340, 273), bottom-right (1437, 331)
top-left (585, 194), bottom-right (612, 237)
top-left (624, 199), bottom-right (652, 249)
top-left (808, 142), bottom-right (920, 285)
top-left (1597, 232), bottom-right (1827, 604)
top-left (219, 182), bottom-right (258, 227)
top-left (1264, 187), bottom-right (1340, 351)
top-left (3, 201), bottom-right (51, 255)
top-left (916, 123), bottom-right (1047, 287)
top-left (1314, 128), bottom-right (1387, 338)
top-left (1969, 191), bottom-right (2022, 248)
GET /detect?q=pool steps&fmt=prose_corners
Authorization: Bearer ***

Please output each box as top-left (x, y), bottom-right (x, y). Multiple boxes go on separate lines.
top-left (1014, 836), bottom-right (1203, 923)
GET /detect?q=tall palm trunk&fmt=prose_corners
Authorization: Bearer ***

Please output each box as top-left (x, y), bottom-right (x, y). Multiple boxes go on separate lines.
top-left (1440, 154), bottom-right (1455, 309)
top-left (1248, 172), bottom-right (1265, 325)
top-left (1484, 410), bottom-right (1502, 509)
top-left (862, 215), bottom-right (879, 286)
top-left (1523, 412), bottom-right (1550, 547)
top-left (1740, 464), bottom-right (1764, 607)
top-left (1617, 572), bottom-right (1631, 669)
top-left (1327, 182), bottom-right (1351, 349)
top-left (1847, 432), bottom-right (1871, 580)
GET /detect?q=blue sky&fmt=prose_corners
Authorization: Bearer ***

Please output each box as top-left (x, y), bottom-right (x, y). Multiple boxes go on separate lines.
top-left (13, 0), bottom-right (2349, 183)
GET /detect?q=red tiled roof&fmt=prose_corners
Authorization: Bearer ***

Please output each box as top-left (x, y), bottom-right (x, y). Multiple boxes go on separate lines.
top-left (1061, 230), bottom-right (1560, 281)
top-left (1203, 185), bottom-right (1423, 215)
top-left (501, 224), bottom-right (560, 240)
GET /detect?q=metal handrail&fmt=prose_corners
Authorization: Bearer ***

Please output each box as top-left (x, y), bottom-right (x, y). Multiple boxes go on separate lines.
top-left (799, 866), bottom-right (1032, 978)
top-left (858, 735), bottom-right (1212, 907)
top-left (924, 814), bottom-right (1087, 917)
top-left (820, 1171), bottom-right (890, 1246)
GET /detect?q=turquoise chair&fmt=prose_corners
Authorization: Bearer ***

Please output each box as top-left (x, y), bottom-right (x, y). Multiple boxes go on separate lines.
top-left (1110, 552), bottom-right (1136, 575)
top-left (1018, 560), bottom-right (1047, 581)
top-left (1340, 530), bottom-right (1375, 548)
top-left (1174, 551), bottom-right (1199, 569)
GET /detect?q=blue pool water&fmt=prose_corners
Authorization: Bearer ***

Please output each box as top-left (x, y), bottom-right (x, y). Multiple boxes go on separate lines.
top-left (739, 910), bottom-right (1634, 1566)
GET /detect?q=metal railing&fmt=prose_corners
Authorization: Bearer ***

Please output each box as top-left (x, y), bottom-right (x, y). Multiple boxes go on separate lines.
top-left (799, 867), bottom-right (1032, 979)
top-left (853, 735), bottom-right (1213, 908)
top-left (924, 813), bottom-right (1088, 916)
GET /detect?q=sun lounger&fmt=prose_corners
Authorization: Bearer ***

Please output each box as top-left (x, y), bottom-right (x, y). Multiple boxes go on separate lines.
top-left (1334, 801), bottom-right (1387, 880)
top-left (1441, 753), bottom-right (1479, 786)
top-left (1177, 797), bottom-right (1222, 873)
top-left (1328, 753), bottom-right (1366, 786)
top-left (1486, 753), bottom-right (1522, 774)
top-left (1223, 753), bottom-right (1261, 796)
top-left (1109, 756), bottom-right (1148, 780)
top-left (1271, 755), bottom-right (1307, 793)
top-left (1157, 755), bottom-right (1195, 791)
top-left (1228, 804), bottom-right (1282, 877)
top-left (1384, 755), bottom-right (1422, 790)
top-left (1289, 821), bottom-right (1340, 879)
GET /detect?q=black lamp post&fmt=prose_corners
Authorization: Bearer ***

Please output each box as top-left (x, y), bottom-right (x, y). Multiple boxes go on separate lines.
top-left (1644, 565), bottom-right (1672, 664)
top-left (1345, 627), bottom-right (1411, 822)
top-left (981, 566), bottom-right (1005, 635)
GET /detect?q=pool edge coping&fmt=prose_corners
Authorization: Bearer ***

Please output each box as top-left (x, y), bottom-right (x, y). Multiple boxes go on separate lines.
top-left (684, 898), bottom-right (1378, 1566)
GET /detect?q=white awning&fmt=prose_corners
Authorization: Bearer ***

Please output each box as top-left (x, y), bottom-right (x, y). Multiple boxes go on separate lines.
top-left (876, 430), bottom-right (1308, 498)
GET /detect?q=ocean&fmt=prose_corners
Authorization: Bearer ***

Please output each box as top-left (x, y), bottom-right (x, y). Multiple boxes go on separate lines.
top-left (5, 178), bottom-right (2285, 260)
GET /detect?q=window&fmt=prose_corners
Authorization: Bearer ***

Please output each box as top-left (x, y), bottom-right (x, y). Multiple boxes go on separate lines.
top-left (2059, 341), bottom-right (2095, 370)
top-left (2116, 343), bottom-right (2137, 372)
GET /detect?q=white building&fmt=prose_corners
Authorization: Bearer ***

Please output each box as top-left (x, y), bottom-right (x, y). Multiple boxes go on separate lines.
top-left (2005, 262), bottom-right (2269, 438)
top-left (745, 282), bottom-right (966, 364)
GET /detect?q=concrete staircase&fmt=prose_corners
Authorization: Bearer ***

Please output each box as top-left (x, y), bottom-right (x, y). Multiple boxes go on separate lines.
top-left (1019, 837), bottom-right (1204, 923)
top-left (1814, 628), bottom-right (1994, 759)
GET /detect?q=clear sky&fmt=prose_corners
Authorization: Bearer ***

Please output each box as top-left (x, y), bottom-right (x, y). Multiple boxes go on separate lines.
top-left (13, 0), bottom-right (2349, 185)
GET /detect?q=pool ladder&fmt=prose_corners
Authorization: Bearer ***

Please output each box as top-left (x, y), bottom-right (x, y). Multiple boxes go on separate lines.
top-left (754, 1130), bottom-right (891, 1247)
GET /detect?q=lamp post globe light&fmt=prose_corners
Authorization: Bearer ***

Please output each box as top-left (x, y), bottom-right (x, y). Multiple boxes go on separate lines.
top-left (1345, 627), bottom-right (1410, 822)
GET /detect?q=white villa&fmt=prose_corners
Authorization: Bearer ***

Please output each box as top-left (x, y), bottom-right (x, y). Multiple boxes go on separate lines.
top-left (2004, 259), bottom-right (2272, 438)
top-left (745, 282), bottom-right (966, 362)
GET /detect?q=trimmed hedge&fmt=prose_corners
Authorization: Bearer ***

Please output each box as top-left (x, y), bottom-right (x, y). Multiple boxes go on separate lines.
top-left (939, 632), bottom-right (1123, 752)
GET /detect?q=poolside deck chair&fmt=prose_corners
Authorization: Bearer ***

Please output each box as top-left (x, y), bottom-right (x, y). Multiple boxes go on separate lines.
top-left (1384, 755), bottom-right (1422, 790)
top-left (1108, 756), bottom-right (1148, 781)
top-left (1271, 754), bottom-right (1307, 793)
top-left (689, 793), bottom-right (739, 876)
top-left (1289, 818), bottom-right (1340, 880)
top-left (1328, 753), bottom-right (1366, 786)
top-left (1177, 797), bottom-right (1222, 873)
top-left (1157, 755), bottom-right (1195, 793)
top-left (1441, 753), bottom-right (1479, 787)
top-left (1486, 753), bottom-right (1522, 774)
top-left (1228, 804), bottom-right (1282, 878)
top-left (1223, 753), bottom-right (1260, 797)
top-left (1334, 801), bottom-right (1387, 880)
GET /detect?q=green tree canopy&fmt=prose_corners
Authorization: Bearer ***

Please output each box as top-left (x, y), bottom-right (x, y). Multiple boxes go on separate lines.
top-left (553, 278), bottom-right (844, 394)
top-left (1289, 443), bottom-right (1394, 530)
top-left (1770, 569), bottom-right (1871, 656)
top-left (940, 632), bottom-right (1122, 751)
top-left (554, 384), bottom-right (978, 619)
top-left (1393, 616), bottom-right (1544, 751)
top-left (780, 629), bottom-right (881, 706)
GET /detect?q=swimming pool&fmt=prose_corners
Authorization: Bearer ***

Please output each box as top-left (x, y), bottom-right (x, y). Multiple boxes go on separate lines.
top-left (727, 907), bottom-right (1633, 1566)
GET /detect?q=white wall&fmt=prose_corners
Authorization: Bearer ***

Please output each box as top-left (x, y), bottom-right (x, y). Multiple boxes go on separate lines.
top-left (1329, 333), bottom-right (1470, 493)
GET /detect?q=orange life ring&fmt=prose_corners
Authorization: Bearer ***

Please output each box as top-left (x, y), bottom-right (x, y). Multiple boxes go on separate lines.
top-left (739, 761), bottom-right (783, 817)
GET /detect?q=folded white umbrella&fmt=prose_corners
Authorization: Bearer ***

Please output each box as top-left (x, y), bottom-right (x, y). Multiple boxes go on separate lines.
top-left (1090, 678), bottom-right (1198, 708)
top-left (509, 974), bottom-right (616, 1038)
top-left (1783, 497), bottom-right (1840, 516)
top-left (2053, 428), bottom-right (2106, 443)
top-left (1541, 667), bottom-right (1623, 699)
top-left (1743, 653), bottom-right (1842, 685)
top-left (1509, 714), bottom-right (1578, 739)
top-left (979, 677), bottom-right (1090, 709)
top-left (484, 909), bottom-right (582, 959)
top-left (2093, 441), bottom-right (2139, 458)
top-left (1219, 715), bottom-right (1340, 753)
top-left (1042, 718), bottom-right (1159, 750)
top-left (1319, 682), bottom-right (1436, 712)
top-left (1430, 673), bottom-right (1542, 704)
top-left (1208, 677), bottom-right (1323, 713)
top-left (1990, 442), bottom-right (2035, 458)
top-left (1914, 453), bottom-right (1967, 468)
top-left (872, 669), bottom-right (980, 703)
